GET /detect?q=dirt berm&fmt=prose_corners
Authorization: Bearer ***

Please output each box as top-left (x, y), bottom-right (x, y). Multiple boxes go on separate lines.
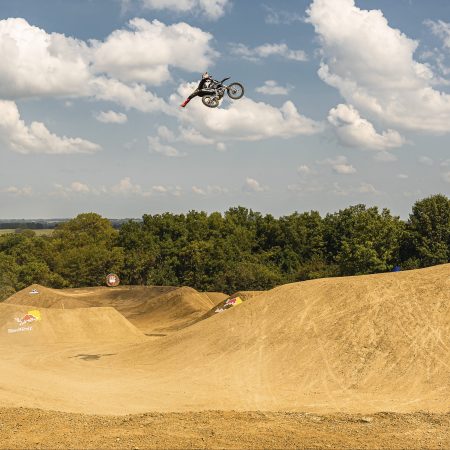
top-left (5, 284), bottom-right (221, 334)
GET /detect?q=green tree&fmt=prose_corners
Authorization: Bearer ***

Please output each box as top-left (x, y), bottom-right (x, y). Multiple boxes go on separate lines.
top-left (53, 213), bottom-right (124, 287)
top-left (324, 205), bottom-right (404, 275)
top-left (406, 194), bottom-right (450, 266)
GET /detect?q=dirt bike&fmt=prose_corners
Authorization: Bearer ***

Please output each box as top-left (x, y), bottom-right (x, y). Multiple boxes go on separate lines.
top-left (200, 77), bottom-right (244, 108)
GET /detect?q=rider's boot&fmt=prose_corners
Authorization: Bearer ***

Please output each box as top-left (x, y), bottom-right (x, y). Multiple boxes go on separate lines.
top-left (180, 98), bottom-right (190, 108)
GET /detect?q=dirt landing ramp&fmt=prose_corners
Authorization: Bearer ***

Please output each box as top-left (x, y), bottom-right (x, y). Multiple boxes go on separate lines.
top-left (0, 304), bottom-right (145, 345)
top-left (116, 263), bottom-right (450, 413)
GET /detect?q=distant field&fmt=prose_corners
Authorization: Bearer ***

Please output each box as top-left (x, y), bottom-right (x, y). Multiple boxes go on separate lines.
top-left (0, 229), bottom-right (54, 236)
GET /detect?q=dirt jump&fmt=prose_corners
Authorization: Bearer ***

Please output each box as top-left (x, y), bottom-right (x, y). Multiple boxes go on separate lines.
top-left (0, 264), bottom-right (449, 448)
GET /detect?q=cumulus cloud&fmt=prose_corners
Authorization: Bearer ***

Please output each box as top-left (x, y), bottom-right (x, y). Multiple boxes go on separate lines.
top-left (124, 0), bottom-right (230, 20)
top-left (91, 19), bottom-right (217, 85)
top-left (95, 110), bottom-right (128, 124)
top-left (319, 155), bottom-right (356, 174)
top-left (243, 177), bottom-right (266, 192)
top-left (148, 136), bottom-right (186, 158)
top-left (231, 43), bottom-right (308, 62)
top-left (173, 83), bottom-right (323, 141)
top-left (2, 186), bottom-right (33, 196)
top-left (328, 104), bottom-right (406, 150)
top-left (70, 182), bottom-right (90, 193)
top-left (0, 17), bottom-right (217, 113)
top-left (192, 185), bottom-right (228, 195)
top-left (255, 80), bottom-right (291, 96)
top-left (307, 0), bottom-right (450, 133)
top-left (0, 18), bottom-right (91, 99)
top-left (111, 177), bottom-right (144, 195)
top-left (0, 100), bottom-right (100, 154)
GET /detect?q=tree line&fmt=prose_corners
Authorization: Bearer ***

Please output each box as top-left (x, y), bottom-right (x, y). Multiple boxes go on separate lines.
top-left (0, 194), bottom-right (449, 300)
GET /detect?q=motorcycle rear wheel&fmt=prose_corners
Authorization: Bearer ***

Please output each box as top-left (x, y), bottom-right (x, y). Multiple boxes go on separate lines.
top-left (227, 82), bottom-right (244, 100)
top-left (202, 96), bottom-right (220, 108)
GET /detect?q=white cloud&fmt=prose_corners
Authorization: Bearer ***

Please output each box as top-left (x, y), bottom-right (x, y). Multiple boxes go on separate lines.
top-left (243, 177), bottom-right (266, 192)
top-left (319, 155), bottom-right (356, 174)
top-left (419, 156), bottom-right (434, 166)
top-left (124, 0), bottom-right (230, 20)
top-left (297, 164), bottom-right (313, 175)
top-left (179, 127), bottom-right (215, 145)
top-left (52, 182), bottom-right (93, 197)
top-left (231, 43), bottom-right (307, 62)
top-left (0, 100), bottom-right (100, 154)
top-left (151, 184), bottom-right (182, 196)
top-left (95, 110), bottom-right (128, 124)
top-left (0, 17), bottom-right (217, 114)
top-left (216, 142), bottom-right (227, 152)
top-left (397, 174), bottom-right (408, 179)
top-left (0, 18), bottom-right (91, 99)
top-left (426, 20), bottom-right (450, 50)
top-left (307, 0), bottom-right (450, 133)
top-left (70, 182), bottom-right (90, 193)
top-left (148, 135), bottom-right (187, 157)
top-left (2, 186), bottom-right (32, 196)
top-left (173, 83), bottom-right (323, 141)
top-left (89, 77), bottom-right (168, 113)
top-left (192, 185), bottom-right (228, 195)
top-left (328, 104), bottom-right (406, 150)
top-left (256, 80), bottom-right (291, 96)
top-left (263, 6), bottom-right (304, 25)
top-left (441, 159), bottom-right (450, 167)
top-left (91, 19), bottom-right (218, 85)
top-left (111, 177), bottom-right (144, 195)
top-left (332, 181), bottom-right (379, 196)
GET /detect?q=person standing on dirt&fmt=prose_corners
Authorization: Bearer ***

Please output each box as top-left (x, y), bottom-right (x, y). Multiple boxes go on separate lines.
top-left (180, 72), bottom-right (213, 108)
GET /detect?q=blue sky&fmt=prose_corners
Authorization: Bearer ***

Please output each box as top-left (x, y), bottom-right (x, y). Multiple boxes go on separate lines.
top-left (0, 0), bottom-right (449, 219)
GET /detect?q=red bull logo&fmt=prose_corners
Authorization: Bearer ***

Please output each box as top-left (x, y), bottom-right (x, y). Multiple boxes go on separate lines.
top-left (15, 310), bottom-right (41, 326)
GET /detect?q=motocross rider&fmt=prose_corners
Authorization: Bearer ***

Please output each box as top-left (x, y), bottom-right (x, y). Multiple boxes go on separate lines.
top-left (180, 72), bottom-right (213, 108)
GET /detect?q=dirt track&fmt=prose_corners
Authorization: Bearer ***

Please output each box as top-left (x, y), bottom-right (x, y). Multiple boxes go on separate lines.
top-left (1, 408), bottom-right (449, 449)
top-left (0, 265), bottom-right (449, 447)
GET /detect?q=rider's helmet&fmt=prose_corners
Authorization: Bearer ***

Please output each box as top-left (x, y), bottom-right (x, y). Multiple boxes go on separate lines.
top-left (202, 71), bottom-right (210, 79)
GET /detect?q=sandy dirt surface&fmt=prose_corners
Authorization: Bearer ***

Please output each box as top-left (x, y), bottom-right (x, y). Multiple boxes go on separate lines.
top-left (1, 408), bottom-right (449, 449)
top-left (0, 264), bottom-right (449, 448)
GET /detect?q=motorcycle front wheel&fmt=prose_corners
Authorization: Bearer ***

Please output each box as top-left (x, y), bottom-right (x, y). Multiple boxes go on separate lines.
top-left (202, 96), bottom-right (220, 108)
top-left (227, 82), bottom-right (244, 100)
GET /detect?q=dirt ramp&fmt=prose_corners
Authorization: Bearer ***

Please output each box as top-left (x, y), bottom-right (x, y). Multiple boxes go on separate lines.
top-left (4, 284), bottom-right (92, 309)
top-left (4, 285), bottom-right (216, 334)
top-left (0, 304), bottom-right (145, 345)
top-left (201, 292), bottom-right (229, 306)
top-left (120, 264), bottom-right (450, 412)
top-left (230, 291), bottom-right (264, 301)
top-left (126, 286), bottom-right (217, 334)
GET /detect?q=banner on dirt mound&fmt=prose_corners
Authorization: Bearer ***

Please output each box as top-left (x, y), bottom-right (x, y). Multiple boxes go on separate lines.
top-left (8, 310), bottom-right (42, 334)
top-left (215, 296), bottom-right (243, 314)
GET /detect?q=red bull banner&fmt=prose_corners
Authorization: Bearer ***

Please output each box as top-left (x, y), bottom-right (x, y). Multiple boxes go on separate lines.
top-left (8, 310), bottom-right (41, 334)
